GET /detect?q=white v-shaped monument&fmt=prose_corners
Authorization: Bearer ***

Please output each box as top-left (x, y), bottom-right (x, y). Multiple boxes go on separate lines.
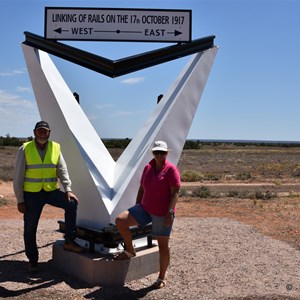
top-left (22, 43), bottom-right (218, 231)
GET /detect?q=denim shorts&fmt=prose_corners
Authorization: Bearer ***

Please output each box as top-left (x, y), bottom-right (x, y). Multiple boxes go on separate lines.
top-left (128, 204), bottom-right (173, 237)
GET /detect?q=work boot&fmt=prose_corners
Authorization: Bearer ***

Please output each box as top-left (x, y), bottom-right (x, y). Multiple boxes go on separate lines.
top-left (63, 240), bottom-right (84, 253)
top-left (28, 261), bottom-right (38, 274)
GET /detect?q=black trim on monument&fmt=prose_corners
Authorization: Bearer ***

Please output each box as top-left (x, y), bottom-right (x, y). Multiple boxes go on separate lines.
top-left (23, 31), bottom-right (215, 78)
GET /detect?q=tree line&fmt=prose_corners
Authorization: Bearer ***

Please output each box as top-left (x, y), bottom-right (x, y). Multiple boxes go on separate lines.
top-left (1, 135), bottom-right (300, 149)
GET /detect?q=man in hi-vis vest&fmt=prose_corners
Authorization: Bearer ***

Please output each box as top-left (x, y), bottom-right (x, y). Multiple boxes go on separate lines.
top-left (13, 121), bottom-right (83, 274)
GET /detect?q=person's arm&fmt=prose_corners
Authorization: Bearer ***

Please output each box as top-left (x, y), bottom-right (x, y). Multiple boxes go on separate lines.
top-left (57, 152), bottom-right (78, 203)
top-left (164, 186), bottom-right (180, 227)
top-left (136, 185), bottom-right (144, 204)
top-left (13, 146), bottom-right (26, 213)
top-left (168, 165), bottom-right (181, 211)
top-left (13, 146), bottom-right (25, 203)
top-left (164, 165), bottom-right (181, 226)
top-left (57, 152), bottom-right (72, 191)
top-left (136, 165), bottom-right (147, 205)
top-left (168, 186), bottom-right (180, 211)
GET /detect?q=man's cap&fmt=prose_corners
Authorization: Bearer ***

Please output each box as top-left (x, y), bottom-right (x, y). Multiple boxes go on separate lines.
top-left (151, 141), bottom-right (168, 152)
top-left (34, 121), bottom-right (50, 131)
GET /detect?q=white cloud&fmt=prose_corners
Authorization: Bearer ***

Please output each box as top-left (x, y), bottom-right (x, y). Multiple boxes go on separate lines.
top-left (86, 114), bottom-right (99, 120)
top-left (13, 68), bottom-right (27, 75)
top-left (0, 90), bottom-right (36, 112)
top-left (120, 77), bottom-right (145, 85)
top-left (86, 104), bottom-right (115, 120)
top-left (16, 86), bottom-right (32, 93)
top-left (0, 90), bottom-right (20, 103)
top-left (0, 68), bottom-right (27, 77)
top-left (110, 110), bottom-right (146, 117)
top-left (0, 90), bottom-right (39, 137)
top-left (94, 103), bottom-right (115, 109)
top-left (111, 110), bottom-right (133, 117)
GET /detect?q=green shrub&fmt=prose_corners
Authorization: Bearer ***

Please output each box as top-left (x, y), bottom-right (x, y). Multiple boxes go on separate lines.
top-left (291, 166), bottom-right (300, 178)
top-left (254, 190), bottom-right (275, 200)
top-left (103, 138), bottom-right (131, 149)
top-left (0, 197), bottom-right (8, 207)
top-left (183, 140), bottom-right (201, 149)
top-left (235, 172), bottom-right (251, 180)
top-left (179, 187), bottom-right (188, 197)
top-left (181, 170), bottom-right (203, 182)
top-left (203, 173), bottom-right (222, 181)
top-left (192, 186), bottom-right (211, 198)
top-left (254, 191), bottom-right (264, 199)
top-left (227, 190), bottom-right (239, 197)
top-left (233, 190), bottom-right (256, 199)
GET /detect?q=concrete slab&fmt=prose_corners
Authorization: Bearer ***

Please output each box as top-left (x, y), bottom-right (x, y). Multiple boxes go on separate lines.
top-left (52, 240), bottom-right (160, 286)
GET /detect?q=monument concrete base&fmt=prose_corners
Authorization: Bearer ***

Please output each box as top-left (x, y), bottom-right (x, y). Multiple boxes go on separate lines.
top-left (52, 240), bottom-right (160, 286)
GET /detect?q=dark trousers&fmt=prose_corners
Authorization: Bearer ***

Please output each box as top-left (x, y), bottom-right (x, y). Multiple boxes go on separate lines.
top-left (23, 189), bottom-right (77, 263)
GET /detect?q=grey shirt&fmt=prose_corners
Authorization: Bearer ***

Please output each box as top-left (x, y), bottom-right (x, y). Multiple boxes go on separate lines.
top-left (13, 140), bottom-right (72, 203)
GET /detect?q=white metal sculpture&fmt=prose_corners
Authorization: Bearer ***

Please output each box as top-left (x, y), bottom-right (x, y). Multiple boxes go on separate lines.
top-left (22, 43), bottom-right (218, 230)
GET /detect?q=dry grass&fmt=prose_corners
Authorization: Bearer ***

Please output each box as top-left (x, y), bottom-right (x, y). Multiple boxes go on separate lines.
top-left (2, 144), bottom-right (300, 249)
top-left (0, 146), bottom-right (17, 181)
top-left (2, 145), bottom-right (300, 299)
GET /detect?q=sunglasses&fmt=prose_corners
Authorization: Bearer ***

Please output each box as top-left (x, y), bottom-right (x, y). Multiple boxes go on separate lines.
top-left (153, 151), bottom-right (167, 156)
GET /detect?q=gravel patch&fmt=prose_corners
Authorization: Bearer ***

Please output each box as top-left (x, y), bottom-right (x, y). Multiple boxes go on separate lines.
top-left (1, 217), bottom-right (300, 299)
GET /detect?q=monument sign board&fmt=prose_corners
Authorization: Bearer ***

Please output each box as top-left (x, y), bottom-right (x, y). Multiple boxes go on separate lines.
top-left (45, 7), bottom-right (191, 42)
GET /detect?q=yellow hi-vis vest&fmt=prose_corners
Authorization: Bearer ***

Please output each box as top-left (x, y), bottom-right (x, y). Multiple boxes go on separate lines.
top-left (23, 141), bottom-right (60, 192)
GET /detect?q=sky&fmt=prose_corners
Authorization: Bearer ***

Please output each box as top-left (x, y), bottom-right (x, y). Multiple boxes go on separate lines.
top-left (0, 0), bottom-right (300, 141)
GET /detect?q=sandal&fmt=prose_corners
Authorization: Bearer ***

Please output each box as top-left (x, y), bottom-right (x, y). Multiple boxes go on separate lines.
top-left (152, 278), bottom-right (166, 289)
top-left (114, 250), bottom-right (136, 260)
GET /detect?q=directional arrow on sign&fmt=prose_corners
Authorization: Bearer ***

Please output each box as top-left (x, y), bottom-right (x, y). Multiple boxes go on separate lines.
top-left (94, 30), bottom-right (143, 34)
top-left (168, 30), bottom-right (182, 36)
top-left (54, 28), bottom-right (69, 34)
top-left (52, 27), bottom-right (184, 39)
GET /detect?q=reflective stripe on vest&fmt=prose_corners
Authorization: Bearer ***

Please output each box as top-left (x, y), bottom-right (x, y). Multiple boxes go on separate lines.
top-left (23, 141), bottom-right (60, 192)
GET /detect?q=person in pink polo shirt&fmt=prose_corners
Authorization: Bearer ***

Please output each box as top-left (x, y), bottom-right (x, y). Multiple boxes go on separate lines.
top-left (115, 140), bottom-right (181, 289)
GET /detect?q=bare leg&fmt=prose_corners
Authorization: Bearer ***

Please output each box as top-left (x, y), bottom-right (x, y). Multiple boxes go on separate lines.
top-left (115, 210), bottom-right (139, 256)
top-left (156, 236), bottom-right (170, 280)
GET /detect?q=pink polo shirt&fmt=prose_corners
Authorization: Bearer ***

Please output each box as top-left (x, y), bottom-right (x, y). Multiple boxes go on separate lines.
top-left (140, 158), bottom-right (181, 216)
